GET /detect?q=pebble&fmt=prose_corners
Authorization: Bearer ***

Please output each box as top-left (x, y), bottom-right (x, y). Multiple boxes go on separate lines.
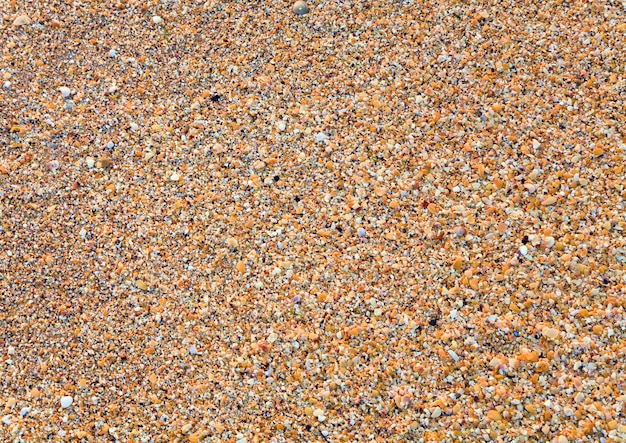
top-left (135, 280), bottom-right (148, 291)
top-left (357, 227), bottom-right (367, 238)
top-left (1, 415), bottom-right (10, 425)
top-left (541, 196), bottom-right (557, 206)
top-left (169, 172), bottom-right (180, 182)
top-left (96, 158), bottom-right (111, 169)
top-left (60, 396), bottom-right (73, 408)
top-left (542, 327), bottom-right (560, 340)
top-left (314, 132), bottom-right (328, 143)
top-left (59, 87), bottom-right (71, 98)
top-left (152, 16), bottom-right (163, 24)
top-left (109, 49), bottom-right (117, 58)
top-left (12, 15), bottom-right (31, 26)
top-left (85, 157), bottom-right (95, 169)
top-left (293, 1), bottom-right (309, 16)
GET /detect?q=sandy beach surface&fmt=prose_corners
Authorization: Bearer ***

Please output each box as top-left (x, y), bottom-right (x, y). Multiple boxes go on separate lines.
top-left (1, 1), bottom-right (626, 441)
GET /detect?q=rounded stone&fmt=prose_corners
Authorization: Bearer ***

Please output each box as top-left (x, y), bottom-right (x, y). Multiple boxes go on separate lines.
top-left (60, 396), bottom-right (73, 408)
top-left (293, 1), bottom-right (309, 16)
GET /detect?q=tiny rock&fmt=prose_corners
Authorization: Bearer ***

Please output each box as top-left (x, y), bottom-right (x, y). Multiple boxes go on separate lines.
top-left (453, 226), bottom-right (466, 237)
top-left (59, 86), bottom-right (71, 98)
top-left (152, 16), bottom-right (163, 24)
top-left (486, 409), bottom-right (502, 421)
top-left (135, 280), bottom-right (148, 291)
top-left (541, 326), bottom-right (560, 340)
top-left (235, 261), bottom-right (246, 273)
top-left (13, 15), bottom-right (31, 26)
top-left (60, 396), bottom-right (73, 408)
top-left (293, 1), bottom-right (309, 16)
top-left (541, 196), bottom-right (557, 206)
top-left (96, 158), bottom-right (111, 169)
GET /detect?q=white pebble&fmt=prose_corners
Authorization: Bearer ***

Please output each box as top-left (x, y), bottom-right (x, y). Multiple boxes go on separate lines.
top-left (357, 227), bottom-right (367, 238)
top-left (448, 349), bottom-right (460, 362)
top-left (3, 81), bottom-right (10, 89)
top-left (60, 396), bottom-right (73, 408)
top-left (189, 345), bottom-right (198, 355)
top-left (519, 245), bottom-right (528, 256)
top-left (109, 49), bottom-right (117, 58)
top-left (152, 16), bottom-right (163, 24)
top-left (1, 415), bottom-right (10, 425)
top-left (130, 122), bottom-right (139, 131)
top-left (59, 86), bottom-right (71, 98)
top-left (277, 122), bottom-right (286, 131)
top-left (107, 141), bottom-right (114, 149)
top-left (86, 157), bottom-right (95, 169)
top-left (169, 172), bottom-right (180, 182)
top-left (314, 132), bottom-right (328, 143)
top-left (20, 407), bottom-right (30, 417)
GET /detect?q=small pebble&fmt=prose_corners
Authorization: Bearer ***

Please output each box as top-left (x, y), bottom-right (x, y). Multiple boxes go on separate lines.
top-left (1, 415), bottom-right (10, 425)
top-left (109, 49), bottom-right (117, 58)
top-left (542, 326), bottom-right (560, 340)
top-left (314, 132), bottom-right (328, 143)
top-left (152, 16), bottom-right (163, 24)
top-left (60, 396), bottom-right (73, 408)
top-left (13, 15), bottom-right (31, 26)
top-left (59, 87), bottom-right (71, 98)
top-left (293, 1), bottom-right (309, 15)
top-left (357, 227), bottom-right (367, 238)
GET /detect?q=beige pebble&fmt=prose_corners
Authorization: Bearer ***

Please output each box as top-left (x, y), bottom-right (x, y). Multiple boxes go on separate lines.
top-left (135, 280), bottom-right (148, 291)
top-left (13, 15), bottom-right (31, 26)
top-left (541, 326), bottom-right (560, 340)
top-left (541, 196), bottom-right (557, 206)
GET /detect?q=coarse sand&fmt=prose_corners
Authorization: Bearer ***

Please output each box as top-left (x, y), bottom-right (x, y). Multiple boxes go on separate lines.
top-left (1, 1), bottom-right (626, 442)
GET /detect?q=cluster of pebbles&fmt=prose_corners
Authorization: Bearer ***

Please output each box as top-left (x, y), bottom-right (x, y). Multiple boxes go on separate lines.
top-left (1, 0), bottom-right (626, 442)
